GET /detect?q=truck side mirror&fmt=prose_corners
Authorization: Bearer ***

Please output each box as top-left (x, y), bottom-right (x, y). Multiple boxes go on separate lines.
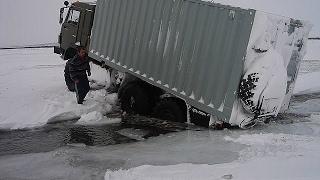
top-left (64, 1), bottom-right (69, 7)
top-left (59, 7), bottom-right (64, 24)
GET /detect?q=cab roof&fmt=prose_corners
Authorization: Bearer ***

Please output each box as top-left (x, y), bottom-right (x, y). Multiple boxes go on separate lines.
top-left (72, 1), bottom-right (96, 11)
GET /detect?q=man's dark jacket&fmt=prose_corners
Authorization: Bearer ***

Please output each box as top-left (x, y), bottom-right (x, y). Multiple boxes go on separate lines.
top-left (68, 54), bottom-right (90, 81)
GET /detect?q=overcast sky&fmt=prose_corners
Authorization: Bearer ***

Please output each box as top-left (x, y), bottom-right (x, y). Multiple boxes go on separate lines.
top-left (0, 0), bottom-right (65, 48)
top-left (213, 0), bottom-right (320, 36)
top-left (0, 0), bottom-right (319, 48)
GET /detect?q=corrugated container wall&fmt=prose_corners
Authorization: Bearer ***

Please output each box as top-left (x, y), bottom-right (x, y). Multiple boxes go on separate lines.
top-left (89, 0), bottom-right (256, 121)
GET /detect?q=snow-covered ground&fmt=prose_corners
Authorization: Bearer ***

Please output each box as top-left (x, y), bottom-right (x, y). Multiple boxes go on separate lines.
top-left (0, 46), bottom-right (320, 179)
top-left (0, 48), bottom-right (117, 129)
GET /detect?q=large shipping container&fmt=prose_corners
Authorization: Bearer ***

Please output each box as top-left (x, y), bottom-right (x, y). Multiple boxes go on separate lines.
top-left (89, 0), bottom-right (311, 128)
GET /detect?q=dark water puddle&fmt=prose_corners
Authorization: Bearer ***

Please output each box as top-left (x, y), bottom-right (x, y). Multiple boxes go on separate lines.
top-left (0, 123), bottom-right (131, 156)
top-left (0, 116), bottom-right (196, 156)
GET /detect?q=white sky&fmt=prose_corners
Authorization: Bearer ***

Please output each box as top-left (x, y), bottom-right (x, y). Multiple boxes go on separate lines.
top-left (0, 0), bottom-right (65, 48)
top-left (0, 0), bottom-right (319, 48)
top-left (213, 0), bottom-right (320, 36)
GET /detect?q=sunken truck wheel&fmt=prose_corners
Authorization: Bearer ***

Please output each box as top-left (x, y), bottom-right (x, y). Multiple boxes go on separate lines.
top-left (119, 83), bottom-right (152, 115)
top-left (153, 98), bottom-right (186, 123)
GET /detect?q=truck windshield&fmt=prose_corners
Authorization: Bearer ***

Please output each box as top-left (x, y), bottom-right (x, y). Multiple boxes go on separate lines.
top-left (66, 9), bottom-right (80, 25)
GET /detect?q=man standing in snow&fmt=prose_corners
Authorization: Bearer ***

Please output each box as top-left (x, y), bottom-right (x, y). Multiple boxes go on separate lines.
top-left (69, 46), bottom-right (91, 104)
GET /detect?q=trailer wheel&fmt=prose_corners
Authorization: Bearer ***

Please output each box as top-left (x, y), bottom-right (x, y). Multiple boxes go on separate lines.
top-left (153, 98), bottom-right (186, 123)
top-left (119, 83), bottom-right (152, 115)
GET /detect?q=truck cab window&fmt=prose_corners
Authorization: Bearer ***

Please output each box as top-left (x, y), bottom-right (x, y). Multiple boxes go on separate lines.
top-left (66, 9), bottom-right (80, 25)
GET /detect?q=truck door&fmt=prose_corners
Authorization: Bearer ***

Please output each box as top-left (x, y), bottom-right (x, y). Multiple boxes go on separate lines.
top-left (61, 8), bottom-right (81, 50)
top-left (76, 9), bottom-right (95, 48)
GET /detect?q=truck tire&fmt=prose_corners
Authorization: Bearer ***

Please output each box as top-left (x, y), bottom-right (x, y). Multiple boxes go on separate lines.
top-left (119, 83), bottom-right (152, 115)
top-left (153, 98), bottom-right (186, 123)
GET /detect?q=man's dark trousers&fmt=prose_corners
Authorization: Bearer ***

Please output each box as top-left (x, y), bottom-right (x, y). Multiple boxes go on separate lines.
top-left (75, 74), bottom-right (90, 104)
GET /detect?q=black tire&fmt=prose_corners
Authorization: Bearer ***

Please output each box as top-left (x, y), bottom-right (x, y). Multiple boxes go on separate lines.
top-left (153, 98), bottom-right (186, 123)
top-left (119, 83), bottom-right (152, 115)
